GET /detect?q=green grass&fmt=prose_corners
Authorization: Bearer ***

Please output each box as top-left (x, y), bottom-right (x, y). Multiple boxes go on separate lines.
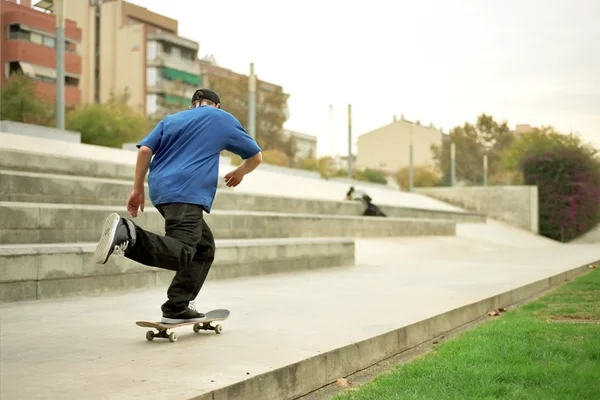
top-left (333, 268), bottom-right (600, 400)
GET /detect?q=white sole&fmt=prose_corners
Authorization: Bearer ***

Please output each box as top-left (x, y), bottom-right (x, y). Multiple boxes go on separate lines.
top-left (93, 213), bottom-right (120, 264)
top-left (161, 316), bottom-right (205, 324)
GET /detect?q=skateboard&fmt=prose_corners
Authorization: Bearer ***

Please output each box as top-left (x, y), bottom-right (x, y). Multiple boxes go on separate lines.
top-left (136, 309), bottom-right (230, 342)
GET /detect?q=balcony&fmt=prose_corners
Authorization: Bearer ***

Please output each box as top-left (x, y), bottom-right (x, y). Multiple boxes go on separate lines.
top-left (147, 31), bottom-right (199, 51)
top-left (147, 55), bottom-right (199, 76)
top-left (4, 40), bottom-right (81, 75)
top-left (147, 79), bottom-right (196, 99)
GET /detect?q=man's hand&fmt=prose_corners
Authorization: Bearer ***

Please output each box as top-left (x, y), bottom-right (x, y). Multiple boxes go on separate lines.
top-left (224, 152), bottom-right (262, 187)
top-left (127, 189), bottom-right (145, 218)
top-left (224, 168), bottom-right (245, 187)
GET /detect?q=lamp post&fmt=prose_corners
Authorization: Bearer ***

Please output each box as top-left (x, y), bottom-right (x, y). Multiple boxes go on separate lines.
top-left (248, 63), bottom-right (257, 139)
top-left (55, 0), bottom-right (65, 129)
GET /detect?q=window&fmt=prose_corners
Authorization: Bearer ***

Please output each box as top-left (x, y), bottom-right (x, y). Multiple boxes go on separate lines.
top-left (65, 41), bottom-right (76, 53)
top-left (146, 94), bottom-right (159, 115)
top-left (162, 43), bottom-right (172, 54)
top-left (146, 41), bottom-right (158, 60)
top-left (36, 75), bottom-right (56, 83)
top-left (180, 48), bottom-right (195, 61)
top-left (30, 32), bottom-right (43, 45)
top-left (8, 61), bottom-right (23, 76)
top-left (65, 76), bottom-right (79, 87)
top-left (43, 36), bottom-right (56, 48)
top-left (146, 67), bottom-right (158, 86)
top-left (8, 24), bottom-right (29, 40)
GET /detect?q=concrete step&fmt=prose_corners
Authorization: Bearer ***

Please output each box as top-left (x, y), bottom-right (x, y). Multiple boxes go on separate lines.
top-left (0, 237), bottom-right (354, 302)
top-left (0, 151), bottom-right (230, 189)
top-left (0, 147), bottom-right (136, 180)
top-left (0, 202), bottom-right (456, 245)
top-left (0, 170), bottom-right (485, 223)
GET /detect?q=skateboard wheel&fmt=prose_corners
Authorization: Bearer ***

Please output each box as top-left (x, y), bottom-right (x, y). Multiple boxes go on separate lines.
top-left (215, 324), bottom-right (223, 334)
top-left (146, 331), bottom-right (155, 341)
top-left (193, 323), bottom-right (201, 333)
top-left (168, 332), bottom-right (178, 342)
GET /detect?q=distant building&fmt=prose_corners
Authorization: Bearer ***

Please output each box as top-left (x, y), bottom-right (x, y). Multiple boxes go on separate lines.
top-left (332, 154), bottom-right (357, 172)
top-left (34, 0), bottom-right (200, 117)
top-left (513, 124), bottom-right (534, 135)
top-left (356, 114), bottom-right (443, 174)
top-left (199, 56), bottom-right (290, 119)
top-left (1, 0), bottom-right (82, 105)
top-left (282, 130), bottom-right (317, 160)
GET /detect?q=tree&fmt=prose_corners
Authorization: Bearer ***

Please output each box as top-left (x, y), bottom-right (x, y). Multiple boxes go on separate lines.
top-left (66, 89), bottom-right (150, 148)
top-left (502, 126), bottom-right (598, 173)
top-left (394, 164), bottom-right (441, 189)
top-left (431, 114), bottom-right (515, 185)
top-left (205, 73), bottom-right (296, 159)
top-left (297, 156), bottom-right (336, 179)
top-left (360, 169), bottom-right (388, 184)
top-left (0, 74), bottom-right (55, 126)
top-left (260, 149), bottom-right (289, 166)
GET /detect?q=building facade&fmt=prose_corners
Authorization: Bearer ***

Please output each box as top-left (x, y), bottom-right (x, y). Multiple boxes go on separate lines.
top-left (356, 115), bottom-right (443, 174)
top-left (283, 129), bottom-right (317, 161)
top-left (33, 0), bottom-right (200, 117)
top-left (1, 0), bottom-right (82, 105)
top-left (199, 56), bottom-right (290, 118)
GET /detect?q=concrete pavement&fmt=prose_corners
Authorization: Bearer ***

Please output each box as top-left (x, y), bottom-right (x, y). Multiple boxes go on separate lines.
top-left (1, 221), bottom-right (598, 400)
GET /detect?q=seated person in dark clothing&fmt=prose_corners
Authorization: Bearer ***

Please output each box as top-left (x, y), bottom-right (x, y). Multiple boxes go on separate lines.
top-left (345, 186), bottom-right (387, 217)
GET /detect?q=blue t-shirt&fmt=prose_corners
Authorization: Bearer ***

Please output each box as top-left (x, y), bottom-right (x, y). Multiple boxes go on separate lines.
top-left (137, 106), bottom-right (261, 213)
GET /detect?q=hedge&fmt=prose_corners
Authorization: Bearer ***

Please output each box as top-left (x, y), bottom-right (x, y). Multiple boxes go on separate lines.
top-left (521, 149), bottom-right (600, 242)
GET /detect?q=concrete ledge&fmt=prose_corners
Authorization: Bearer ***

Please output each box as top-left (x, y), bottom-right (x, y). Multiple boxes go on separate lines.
top-left (0, 238), bottom-right (355, 302)
top-left (0, 121), bottom-right (81, 143)
top-left (0, 202), bottom-right (457, 244)
top-left (0, 170), bottom-right (485, 223)
top-left (416, 186), bottom-right (538, 233)
top-left (191, 260), bottom-right (599, 400)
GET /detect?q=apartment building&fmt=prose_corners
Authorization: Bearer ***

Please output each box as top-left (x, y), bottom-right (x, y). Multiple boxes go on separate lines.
top-left (33, 0), bottom-right (200, 117)
top-left (1, 0), bottom-right (82, 105)
top-left (356, 115), bottom-right (443, 174)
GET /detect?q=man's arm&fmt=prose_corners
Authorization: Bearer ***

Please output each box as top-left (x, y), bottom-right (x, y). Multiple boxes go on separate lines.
top-left (223, 117), bottom-right (263, 187)
top-left (133, 146), bottom-right (153, 192)
top-left (133, 119), bottom-right (163, 191)
top-left (235, 151), bottom-right (263, 175)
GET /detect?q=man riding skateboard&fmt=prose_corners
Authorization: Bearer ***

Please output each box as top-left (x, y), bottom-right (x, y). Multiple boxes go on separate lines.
top-left (92, 88), bottom-right (263, 324)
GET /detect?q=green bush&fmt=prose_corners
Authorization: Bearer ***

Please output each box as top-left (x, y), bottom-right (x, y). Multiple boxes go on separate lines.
top-left (522, 149), bottom-right (600, 242)
top-left (66, 90), bottom-right (149, 148)
top-left (394, 164), bottom-right (441, 189)
top-left (0, 74), bottom-right (55, 126)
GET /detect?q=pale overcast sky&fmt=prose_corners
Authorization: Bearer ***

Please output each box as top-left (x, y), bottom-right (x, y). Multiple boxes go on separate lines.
top-left (129, 0), bottom-right (600, 156)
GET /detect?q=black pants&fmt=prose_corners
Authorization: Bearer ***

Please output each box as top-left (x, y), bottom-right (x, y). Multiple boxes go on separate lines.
top-left (124, 203), bottom-right (215, 314)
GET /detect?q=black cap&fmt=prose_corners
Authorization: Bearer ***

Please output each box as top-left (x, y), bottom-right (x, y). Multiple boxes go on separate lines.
top-left (191, 88), bottom-right (220, 105)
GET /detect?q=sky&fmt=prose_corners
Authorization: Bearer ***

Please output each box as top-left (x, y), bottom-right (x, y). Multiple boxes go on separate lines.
top-left (129, 0), bottom-right (600, 157)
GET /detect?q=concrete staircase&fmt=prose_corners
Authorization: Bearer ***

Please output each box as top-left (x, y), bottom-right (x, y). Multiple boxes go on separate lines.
top-left (0, 139), bottom-right (484, 302)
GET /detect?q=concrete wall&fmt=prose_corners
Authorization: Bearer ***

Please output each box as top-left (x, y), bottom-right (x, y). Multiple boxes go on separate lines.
top-left (0, 121), bottom-right (81, 143)
top-left (415, 186), bottom-right (539, 233)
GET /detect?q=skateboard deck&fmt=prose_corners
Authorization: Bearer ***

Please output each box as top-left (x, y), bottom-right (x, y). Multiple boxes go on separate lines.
top-left (136, 308), bottom-right (230, 342)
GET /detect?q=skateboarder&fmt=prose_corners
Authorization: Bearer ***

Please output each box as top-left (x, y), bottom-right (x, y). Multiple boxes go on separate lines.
top-left (345, 186), bottom-right (387, 217)
top-left (92, 88), bottom-right (263, 324)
